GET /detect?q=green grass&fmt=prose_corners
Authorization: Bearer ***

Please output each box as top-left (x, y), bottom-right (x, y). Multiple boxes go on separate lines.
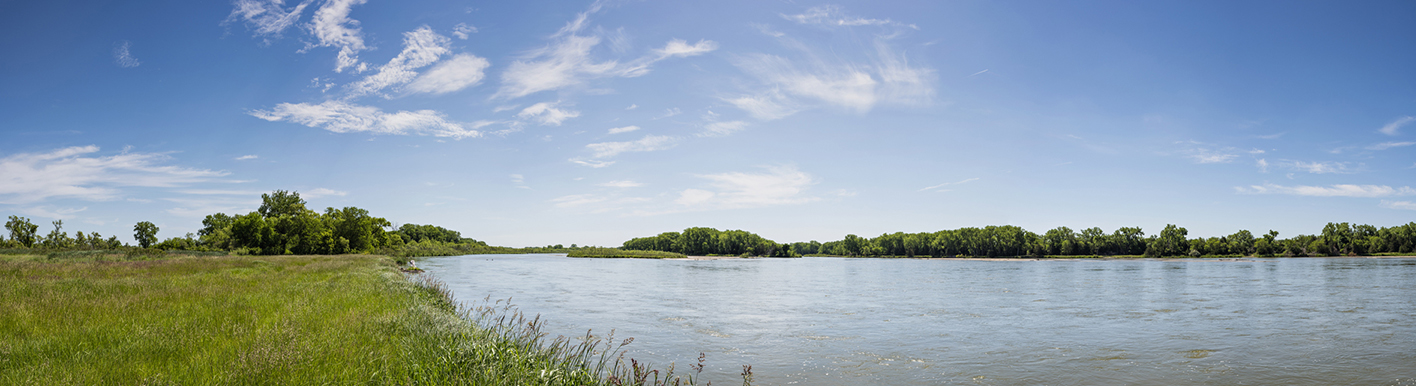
top-left (566, 248), bottom-right (687, 259)
top-left (0, 254), bottom-right (724, 385)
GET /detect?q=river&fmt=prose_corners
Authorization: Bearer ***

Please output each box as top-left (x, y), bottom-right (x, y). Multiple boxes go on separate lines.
top-left (419, 255), bottom-right (1416, 385)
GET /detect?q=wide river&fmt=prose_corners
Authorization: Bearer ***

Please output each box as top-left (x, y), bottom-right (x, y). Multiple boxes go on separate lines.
top-left (420, 255), bottom-right (1416, 385)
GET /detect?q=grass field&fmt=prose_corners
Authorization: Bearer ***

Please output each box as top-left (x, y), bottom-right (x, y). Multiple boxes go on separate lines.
top-left (566, 248), bottom-right (687, 259)
top-left (0, 254), bottom-right (717, 385)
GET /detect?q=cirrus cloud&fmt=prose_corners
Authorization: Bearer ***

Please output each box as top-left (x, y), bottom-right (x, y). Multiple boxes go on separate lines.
top-left (250, 100), bottom-right (486, 138)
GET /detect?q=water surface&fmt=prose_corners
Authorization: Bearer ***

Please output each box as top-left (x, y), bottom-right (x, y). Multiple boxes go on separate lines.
top-left (421, 255), bottom-right (1416, 385)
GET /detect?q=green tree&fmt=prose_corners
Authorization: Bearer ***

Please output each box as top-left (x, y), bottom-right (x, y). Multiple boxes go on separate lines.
top-left (133, 221), bottom-right (159, 248)
top-left (6, 215), bottom-right (39, 248)
top-left (258, 190), bottom-right (308, 218)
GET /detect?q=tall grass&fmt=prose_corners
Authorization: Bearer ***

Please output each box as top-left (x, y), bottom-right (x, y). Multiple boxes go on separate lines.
top-left (0, 254), bottom-right (740, 385)
top-left (567, 248), bottom-right (687, 259)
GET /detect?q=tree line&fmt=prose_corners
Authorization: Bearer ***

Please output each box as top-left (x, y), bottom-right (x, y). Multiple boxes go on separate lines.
top-left (781, 223), bottom-right (1416, 258)
top-left (621, 227), bottom-right (797, 257)
top-left (2, 190), bottom-right (491, 256)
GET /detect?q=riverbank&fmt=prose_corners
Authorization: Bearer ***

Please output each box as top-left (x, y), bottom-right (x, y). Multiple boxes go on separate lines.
top-left (0, 254), bottom-right (706, 385)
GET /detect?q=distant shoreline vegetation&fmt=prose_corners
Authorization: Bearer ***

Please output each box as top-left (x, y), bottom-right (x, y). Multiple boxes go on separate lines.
top-left (3, 190), bottom-right (1414, 260)
top-left (567, 248), bottom-right (686, 259)
top-left (2, 190), bottom-right (614, 262)
top-left (617, 224), bottom-right (1416, 259)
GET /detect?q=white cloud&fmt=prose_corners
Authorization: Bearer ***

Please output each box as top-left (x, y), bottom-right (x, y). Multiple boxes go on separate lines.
top-left (0, 146), bottom-right (229, 204)
top-left (302, 187), bottom-right (347, 198)
top-left (495, 7), bottom-right (716, 99)
top-left (781, 5), bottom-right (918, 29)
top-left (305, 0), bottom-right (368, 73)
top-left (684, 165), bottom-right (818, 208)
top-left (655, 108), bottom-right (682, 119)
top-left (653, 39), bottom-right (718, 59)
top-left (585, 135), bottom-right (676, 158)
top-left (1381, 200), bottom-right (1416, 210)
top-left (675, 189), bottom-right (716, 206)
top-left (496, 35), bottom-right (621, 99)
top-left (919, 177), bottom-right (978, 192)
top-left (1185, 148), bottom-right (1238, 164)
top-left (405, 53), bottom-right (491, 95)
top-left (113, 41), bottom-right (140, 68)
top-left (225, 0), bottom-right (312, 38)
top-left (700, 121), bottom-right (748, 137)
top-left (452, 23), bottom-right (477, 39)
top-left (250, 100), bottom-right (485, 138)
top-left (346, 26), bottom-right (451, 97)
top-left (571, 159), bottom-right (615, 168)
top-left (1256, 158), bottom-right (1269, 173)
top-left (234, 155), bottom-right (259, 161)
top-left (551, 194), bottom-right (607, 208)
top-left (517, 102), bottom-right (581, 126)
top-left (607, 125), bottom-right (640, 134)
top-left (1379, 116), bottom-right (1413, 136)
top-left (599, 180), bottom-right (643, 188)
top-left (732, 7), bottom-right (931, 117)
top-left (1276, 160), bottom-right (1358, 174)
top-left (735, 54), bottom-right (877, 113)
top-left (18, 206), bottom-right (87, 220)
top-left (1235, 183), bottom-right (1416, 197)
top-left (725, 90), bottom-right (798, 120)
top-left (625, 104), bottom-right (638, 110)
top-left (1367, 141), bottom-right (1416, 151)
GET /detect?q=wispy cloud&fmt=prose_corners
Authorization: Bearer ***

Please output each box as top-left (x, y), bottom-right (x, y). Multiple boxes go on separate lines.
top-left (919, 177), bottom-right (978, 192)
top-left (0, 146), bottom-right (229, 204)
top-left (1367, 141), bottom-right (1416, 151)
top-left (607, 125), bottom-right (640, 134)
top-left (1381, 200), bottom-right (1416, 210)
top-left (234, 155), bottom-right (259, 161)
top-left (599, 180), bottom-right (643, 188)
top-left (305, 0), bottom-right (368, 73)
top-left (781, 5), bottom-right (918, 29)
top-left (674, 165), bottom-right (818, 209)
top-left (1235, 183), bottom-right (1416, 197)
top-left (405, 54), bottom-right (490, 95)
top-left (724, 89), bottom-right (798, 120)
top-left (495, 4), bottom-right (716, 99)
top-left (700, 121), bottom-right (748, 137)
top-left (1256, 158), bottom-right (1269, 173)
top-left (250, 100), bottom-right (486, 138)
top-left (551, 194), bottom-right (606, 208)
top-left (517, 102), bottom-right (581, 126)
top-left (653, 39), bottom-right (718, 59)
top-left (1379, 116), bottom-right (1414, 136)
top-left (1274, 160), bottom-right (1359, 174)
top-left (510, 174), bottom-right (529, 189)
top-left (113, 41), bottom-right (140, 68)
top-left (1185, 148), bottom-right (1238, 164)
top-left (302, 187), bottom-right (347, 198)
top-left (584, 135), bottom-right (676, 158)
top-left (452, 23), bottom-right (477, 39)
top-left (731, 37), bottom-right (933, 117)
top-left (224, 0), bottom-right (312, 39)
top-left (345, 26), bottom-right (451, 98)
top-left (18, 206), bottom-right (88, 220)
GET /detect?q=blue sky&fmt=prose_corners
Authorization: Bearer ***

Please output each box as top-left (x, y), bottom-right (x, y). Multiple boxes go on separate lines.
top-left (2, 0), bottom-right (1414, 246)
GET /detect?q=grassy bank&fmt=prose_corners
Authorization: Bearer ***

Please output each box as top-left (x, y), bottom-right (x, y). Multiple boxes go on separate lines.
top-left (0, 254), bottom-right (718, 385)
top-left (567, 248), bottom-right (687, 259)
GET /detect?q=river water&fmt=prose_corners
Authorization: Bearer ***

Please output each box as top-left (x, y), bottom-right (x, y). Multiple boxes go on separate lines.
top-left (419, 255), bottom-right (1416, 385)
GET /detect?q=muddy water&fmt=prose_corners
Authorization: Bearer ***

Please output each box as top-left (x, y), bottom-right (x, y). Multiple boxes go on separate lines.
top-left (421, 255), bottom-right (1416, 385)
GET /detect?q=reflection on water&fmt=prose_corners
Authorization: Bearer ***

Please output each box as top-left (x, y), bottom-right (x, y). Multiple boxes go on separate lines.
top-left (421, 256), bottom-right (1416, 385)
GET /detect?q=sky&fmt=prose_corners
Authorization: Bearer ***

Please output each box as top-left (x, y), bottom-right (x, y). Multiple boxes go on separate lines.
top-left (1, 0), bottom-right (1414, 247)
